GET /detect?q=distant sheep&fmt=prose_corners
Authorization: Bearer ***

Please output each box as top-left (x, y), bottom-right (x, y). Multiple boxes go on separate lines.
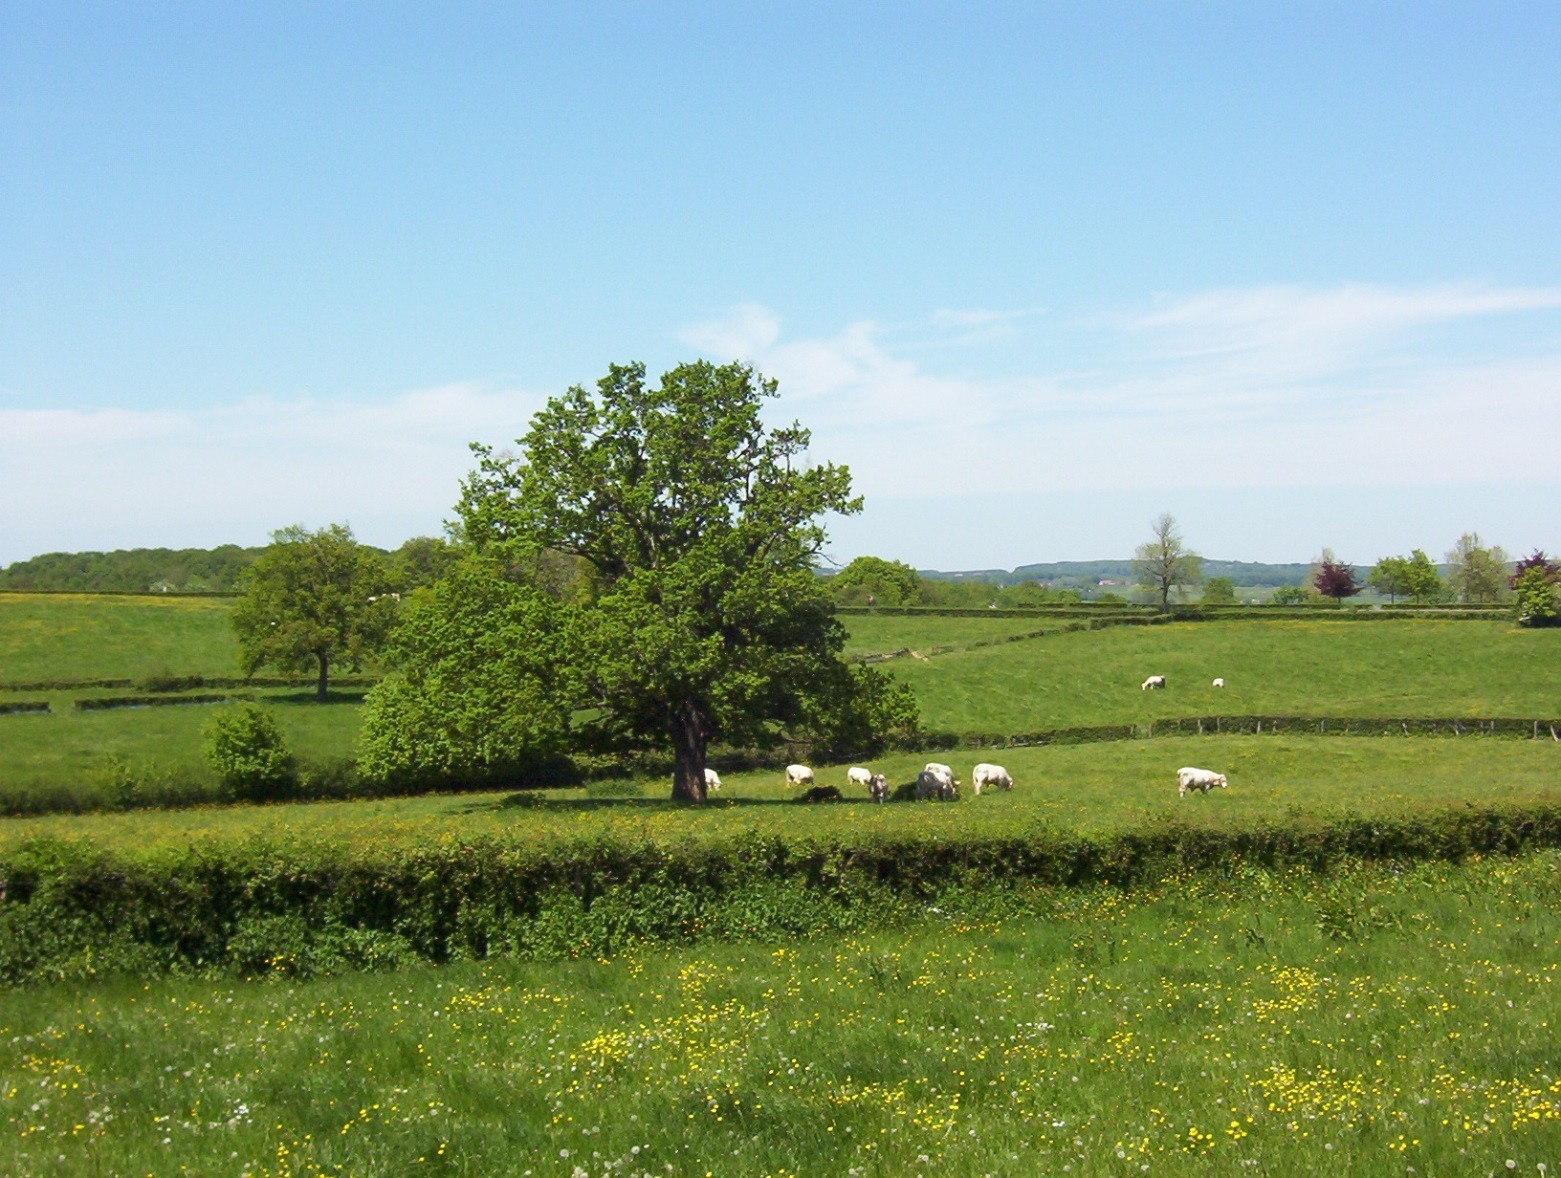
top-left (1212, 677), bottom-right (1225, 688)
top-left (1177, 766), bottom-right (1228, 798)
top-left (847, 766), bottom-right (873, 788)
top-left (972, 763), bottom-right (1013, 795)
top-left (785, 763), bottom-right (815, 788)
top-left (704, 767), bottom-right (722, 792)
top-left (1142, 675), bottom-right (1167, 691)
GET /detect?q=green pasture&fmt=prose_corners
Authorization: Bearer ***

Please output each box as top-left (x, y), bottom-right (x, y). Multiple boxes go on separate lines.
top-left (885, 618), bottom-right (1561, 731)
top-left (840, 612), bottom-right (1067, 657)
top-left (0, 592), bottom-right (240, 684)
top-left (0, 688), bottom-right (365, 813)
top-left (4, 734), bottom-right (1557, 856)
top-left (3, 850), bottom-right (1555, 1176)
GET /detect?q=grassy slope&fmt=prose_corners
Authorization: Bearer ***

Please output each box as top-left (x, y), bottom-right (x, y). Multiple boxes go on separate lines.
top-left (885, 618), bottom-right (1561, 731)
top-left (840, 614), bottom-right (1063, 656)
top-left (0, 689), bottom-right (365, 807)
top-left (2, 851), bottom-right (1555, 1176)
top-left (4, 734), bottom-right (1557, 856)
top-left (0, 593), bottom-right (239, 683)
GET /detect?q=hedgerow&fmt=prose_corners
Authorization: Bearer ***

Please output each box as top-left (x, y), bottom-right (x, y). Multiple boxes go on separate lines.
top-left (2, 802), bottom-right (1557, 983)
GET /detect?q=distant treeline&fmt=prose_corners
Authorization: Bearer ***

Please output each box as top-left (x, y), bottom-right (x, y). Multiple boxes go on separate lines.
top-left (0, 545), bottom-right (267, 593)
top-left (923, 559), bottom-right (1329, 589)
top-left (0, 537), bottom-right (457, 595)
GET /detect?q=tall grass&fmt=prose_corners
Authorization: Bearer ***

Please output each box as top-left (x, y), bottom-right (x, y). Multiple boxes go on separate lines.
top-left (1, 851), bottom-right (1555, 1176)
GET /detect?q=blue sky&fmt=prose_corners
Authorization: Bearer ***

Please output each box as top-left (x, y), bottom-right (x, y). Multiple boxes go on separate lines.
top-left (3, 3), bottom-right (1558, 569)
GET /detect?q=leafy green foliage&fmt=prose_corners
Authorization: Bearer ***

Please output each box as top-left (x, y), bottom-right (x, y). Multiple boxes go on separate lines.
top-left (230, 524), bottom-right (395, 700)
top-left (455, 359), bottom-right (914, 802)
top-left (1402, 548), bottom-right (1445, 604)
top-left (0, 544), bottom-right (266, 592)
top-left (1512, 565), bottom-right (1561, 628)
top-left (1270, 585), bottom-right (1314, 605)
top-left (1369, 555), bottom-right (1410, 603)
top-left (1445, 532), bottom-right (1510, 604)
top-left (830, 555), bottom-right (922, 605)
top-left (357, 557), bottom-right (575, 788)
top-left (203, 704), bottom-right (297, 801)
top-left (388, 535), bottom-right (461, 591)
top-left (1133, 513), bottom-right (1203, 610)
top-left (1200, 576), bottom-right (1236, 604)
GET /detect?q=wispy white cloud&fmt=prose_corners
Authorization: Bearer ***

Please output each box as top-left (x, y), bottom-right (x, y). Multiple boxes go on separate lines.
top-left (0, 382), bottom-right (548, 561)
top-left (681, 285), bottom-right (1561, 499)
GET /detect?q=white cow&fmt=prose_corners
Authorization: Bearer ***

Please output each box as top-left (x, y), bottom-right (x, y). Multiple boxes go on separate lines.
top-left (847, 766), bottom-right (873, 788)
top-left (868, 773), bottom-right (890, 804)
top-left (785, 763), bottom-right (815, 788)
top-left (1142, 675), bottom-right (1167, 691)
top-left (1177, 766), bottom-right (1228, 797)
top-left (916, 769), bottom-right (957, 801)
top-left (924, 762), bottom-right (956, 783)
top-left (972, 763), bottom-right (1014, 795)
top-left (1212, 677), bottom-right (1225, 688)
top-left (704, 767), bottom-right (722, 792)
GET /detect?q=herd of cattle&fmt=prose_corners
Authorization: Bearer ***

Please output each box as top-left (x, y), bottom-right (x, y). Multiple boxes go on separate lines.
top-left (698, 672), bottom-right (1230, 802)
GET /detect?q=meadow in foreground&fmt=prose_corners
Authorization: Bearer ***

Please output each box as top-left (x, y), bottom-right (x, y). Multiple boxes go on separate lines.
top-left (2, 850), bottom-right (1555, 1177)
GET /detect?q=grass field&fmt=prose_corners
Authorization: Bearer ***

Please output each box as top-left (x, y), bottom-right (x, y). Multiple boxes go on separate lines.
top-left (0, 688), bottom-right (366, 813)
top-left (4, 734), bottom-right (1557, 855)
top-left (884, 618), bottom-right (1561, 731)
top-left (2, 850), bottom-right (1555, 1176)
top-left (0, 593), bottom-right (241, 684)
top-left (840, 613), bottom-right (1071, 657)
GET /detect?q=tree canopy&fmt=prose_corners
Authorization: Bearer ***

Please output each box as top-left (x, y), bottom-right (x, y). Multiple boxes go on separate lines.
top-left (1445, 533), bottom-right (1510, 604)
top-left (830, 556), bottom-right (922, 606)
top-left (230, 524), bottom-right (395, 700)
top-left (382, 360), bottom-right (918, 803)
top-left (1313, 551), bottom-right (1362, 606)
top-left (1133, 514), bottom-right (1203, 611)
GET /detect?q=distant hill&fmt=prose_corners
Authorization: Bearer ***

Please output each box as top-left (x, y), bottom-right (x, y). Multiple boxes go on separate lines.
top-left (0, 546), bottom-right (267, 593)
top-left (921, 560), bottom-right (1321, 588)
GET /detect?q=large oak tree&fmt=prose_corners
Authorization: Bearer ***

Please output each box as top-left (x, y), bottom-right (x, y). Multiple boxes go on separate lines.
top-left (453, 360), bottom-right (916, 803)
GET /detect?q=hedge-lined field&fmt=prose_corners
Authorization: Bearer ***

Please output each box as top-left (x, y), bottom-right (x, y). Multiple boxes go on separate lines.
top-left (4, 734), bottom-right (1558, 854)
top-left (841, 613), bottom-right (1081, 657)
top-left (0, 688), bottom-right (366, 814)
top-left (0, 592), bottom-right (241, 685)
top-left (2, 850), bottom-right (1556, 1176)
top-left (885, 619), bottom-right (1561, 731)
top-left (3, 736), bottom-right (1559, 986)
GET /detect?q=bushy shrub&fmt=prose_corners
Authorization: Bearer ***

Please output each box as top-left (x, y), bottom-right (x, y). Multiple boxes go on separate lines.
top-left (203, 704), bottom-right (297, 801)
top-left (1513, 562), bottom-right (1560, 628)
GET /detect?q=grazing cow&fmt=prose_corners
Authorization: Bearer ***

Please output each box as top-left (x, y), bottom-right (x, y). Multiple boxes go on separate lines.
top-left (1212, 677), bottom-right (1225, 688)
top-left (924, 762), bottom-right (956, 782)
top-left (704, 767), bottom-right (722, 792)
top-left (972, 763), bottom-right (1014, 795)
top-left (916, 769), bottom-right (957, 801)
top-left (1141, 675), bottom-right (1167, 691)
top-left (1177, 766), bottom-right (1228, 798)
top-left (847, 766), bottom-right (873, 788)
top-left (785, 763), bottom-right (815, 788)
top-left (868, 773), bottom-right (890, 804)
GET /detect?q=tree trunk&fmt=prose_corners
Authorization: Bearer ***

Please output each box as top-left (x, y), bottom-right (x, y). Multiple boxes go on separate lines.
top-left (316, 652), bottom-right (329, 702)
top-left (668, 700), bottom-right (709, 804)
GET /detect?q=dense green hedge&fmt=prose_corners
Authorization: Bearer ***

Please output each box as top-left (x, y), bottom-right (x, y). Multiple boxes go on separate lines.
top-left (0, 675), bottom-right (379, 693)
top-left (2, 804), bottom-right (1557, 982)
top-left (74, 692), bottom-right (252, 712)
top-left (0, 701), bottom-right (49, 716)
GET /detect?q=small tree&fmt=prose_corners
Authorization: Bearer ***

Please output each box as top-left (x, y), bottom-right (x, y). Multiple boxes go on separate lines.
top-left (1402, 549), bottom-right (1444, 604)
top-left (231, 524), bottom-right (395, 700)
top-left (1511, 551), bottom-right (1561, 628)
top-left (1133, 514), bottom-right (1203, 611)
top-left (1271, 585), bottom-right (1314, 606)
top-left (1313, 550), bottom-right (1362, 607)
top-left (1368, 555), bottom-right (1411, 604)
top-left (1201, 577), bottom-right (1236, 605)
top-left (204, 704), bottom-right (296, 801)
top-left (1445, 533), bottom-right (1510, 604)
top-left (831, 555), bottom-right (922, 606)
